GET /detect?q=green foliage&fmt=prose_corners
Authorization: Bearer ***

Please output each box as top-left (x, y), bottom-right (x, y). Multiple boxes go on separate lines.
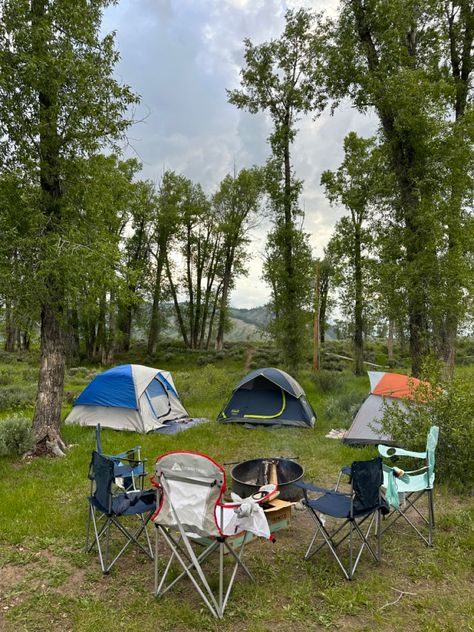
top-left (175, 364), bottom-right (238, 407)
top-left (325, 390), bottom-right (365, 425)
top-left (0, 415), bottom-right (35, 456)
top-left (0, 369), bottom-right (12, 385)
top-left (0, 385), bottom-right (36, 410)
top-left (312, 369), bottom-right (345, 394)
top-left (380, 363), bottom-right (474, 491)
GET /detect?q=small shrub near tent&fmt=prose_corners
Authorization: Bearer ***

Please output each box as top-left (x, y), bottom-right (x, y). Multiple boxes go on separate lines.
top-left (0, 415), bottom-right (35, 456)
top-left (379, 364), bottom-right (474, 492)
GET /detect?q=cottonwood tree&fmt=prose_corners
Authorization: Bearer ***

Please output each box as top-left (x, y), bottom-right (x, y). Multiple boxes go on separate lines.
top-left (164, 177), bottom-right (224, 349)
top-left (321, 132), bottom-right (378, 375)
top-left (436, 0), bottom-right (474, 373)
top-left (327, 0), bottom-right (462, 376)
top-left (0, 0), bottom-right (138, 455)
top-left (147, 171), bottom-right (188, 355)
top-left (228, 8), bottom-right (327, 369)
top-left (212, 167), bottom-right (264, 352)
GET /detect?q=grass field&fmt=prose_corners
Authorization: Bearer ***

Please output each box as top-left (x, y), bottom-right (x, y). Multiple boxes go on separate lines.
top-left (0, 353), bottom-right (473, 631)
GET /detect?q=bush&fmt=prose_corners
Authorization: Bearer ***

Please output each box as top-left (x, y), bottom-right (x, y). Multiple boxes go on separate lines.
top-left (0, 370), bottom-right (13, 386)
top-left (325, 390), bottom-right (365, 426)
top-left (0, 385), bottom-right (36, 410)
top-left (0, 415), bottom-right (35, 456)
top-left (312, 370), bottom-right (344, 393)
top-left (176, 365), bottom-right (238, 405)
top-left (380, 364), bottom-right (474, 491)
top-left (22, 369), bottom-right (38, 383)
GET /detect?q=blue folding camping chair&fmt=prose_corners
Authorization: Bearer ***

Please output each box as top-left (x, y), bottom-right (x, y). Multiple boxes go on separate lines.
top-left (297, 457), bottom-right (388, 580)
top-left (85, 451), bottom-right (156, 573)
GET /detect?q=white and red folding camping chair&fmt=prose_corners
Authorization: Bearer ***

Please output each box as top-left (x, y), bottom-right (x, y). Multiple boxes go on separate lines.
top-left (152, 451), bottom-right (277, 619)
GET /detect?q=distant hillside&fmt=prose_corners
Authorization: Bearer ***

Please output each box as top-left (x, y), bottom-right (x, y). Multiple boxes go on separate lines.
top-left (228, 306), bottom-right (270, 328)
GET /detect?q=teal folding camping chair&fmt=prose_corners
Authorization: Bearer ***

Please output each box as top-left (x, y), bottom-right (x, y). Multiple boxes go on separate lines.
top-left (378, 425), bottom-right (439, 546)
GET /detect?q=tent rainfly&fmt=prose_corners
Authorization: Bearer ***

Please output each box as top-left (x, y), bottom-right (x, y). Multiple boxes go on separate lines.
top-left (65, 364), bottom-right (188, 433)
top-left (343, 371), bottom-right (425, 445)
top-left (217, 367), bottom-right (316, 428)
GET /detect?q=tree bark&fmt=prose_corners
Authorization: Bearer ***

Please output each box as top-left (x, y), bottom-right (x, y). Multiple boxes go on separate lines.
top-left (147, 245), bottom-right (166, 355)
top-left (215, 254), bottom-right (233, 352)
top-left (353, 223), bottom-right (364, 375)
top-left (32, 302), bottom-right (67, 457)
top-left (4, 301), bottom-right (17, 352)
top-left (166, 254), bottom-right (190, 348)
top-left (387, 319), bottom-right (394, 364)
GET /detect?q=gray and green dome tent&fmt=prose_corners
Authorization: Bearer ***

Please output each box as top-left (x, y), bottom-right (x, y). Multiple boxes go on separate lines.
top-left (217, 367), bottom-right (316, 428)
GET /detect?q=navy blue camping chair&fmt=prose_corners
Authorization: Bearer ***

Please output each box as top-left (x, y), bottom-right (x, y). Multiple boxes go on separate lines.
top-left (95, 423), bottom-right (146, 491)
top-left (296, 457), bottom-right (388, 580)
top-left (85, 451), bottom-right (156, 574)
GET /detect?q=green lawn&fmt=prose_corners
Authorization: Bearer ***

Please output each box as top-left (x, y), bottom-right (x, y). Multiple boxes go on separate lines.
top-left (0, 355), bottom-right (473, 631)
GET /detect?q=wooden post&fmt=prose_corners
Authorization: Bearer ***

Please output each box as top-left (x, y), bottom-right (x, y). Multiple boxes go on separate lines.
top-left (313, 261), bottom-right (320, 372)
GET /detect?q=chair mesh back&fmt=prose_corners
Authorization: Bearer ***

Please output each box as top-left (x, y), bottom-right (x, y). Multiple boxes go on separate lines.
top-left (426, 426), bottom-right (439, 484)
top-left (95, 424), bottom-right (103, 454)
top-left (153, 452), bottom-right (225, 537)
top-left (91, 451), bottom-right (115, 511)
top-left (351, 457), bottom-right (383, 513)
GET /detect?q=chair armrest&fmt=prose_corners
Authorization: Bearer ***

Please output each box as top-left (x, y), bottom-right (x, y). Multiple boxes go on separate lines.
top-left (295, 480), bottom-right (350, 496)
top-left (404, 465), bottom-right (429, 475)
top-left (378, 444), bottom-right (426, 459)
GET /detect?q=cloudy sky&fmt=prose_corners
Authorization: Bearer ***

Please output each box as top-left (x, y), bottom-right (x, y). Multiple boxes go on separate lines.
top-left (102, 0), bottom-right (377, 308)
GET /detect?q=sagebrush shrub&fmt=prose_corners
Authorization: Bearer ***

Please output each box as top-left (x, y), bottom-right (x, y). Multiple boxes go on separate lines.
top-left (312, 370), bottom-right (345, 393)
top-left (0, 385), bottom-right (36, 410)
top-left (176, 365), bottom-right (238, 405)
top-left (324, 390), bottom-right (365, 426)
top-left (0, 415), bottom-right (35, 456)
top-left (0, 370), bottom-right (12, 386)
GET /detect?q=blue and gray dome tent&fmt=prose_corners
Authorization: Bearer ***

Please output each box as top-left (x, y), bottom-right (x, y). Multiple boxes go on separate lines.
top-left (65, 364), bottom-right (188, 433)
top-left (217, 367), bottom-right (316, 428)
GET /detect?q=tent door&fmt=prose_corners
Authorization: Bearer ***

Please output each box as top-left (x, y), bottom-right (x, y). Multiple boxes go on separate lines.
top-left (244, 389), bottom-right (286, 419)
top-left (145, 378), bottom-right (171, 420)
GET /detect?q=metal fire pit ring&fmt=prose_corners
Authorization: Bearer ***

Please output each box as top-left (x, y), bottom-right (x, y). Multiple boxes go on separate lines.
top-left (231, 457), bottom-right (304, 501)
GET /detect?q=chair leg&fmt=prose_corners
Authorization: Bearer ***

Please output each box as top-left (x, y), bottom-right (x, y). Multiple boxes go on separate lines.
top-left (428, 489), bottom-right (434, 546)
top-left (85, 503), bottom-right (92, 552)
top-left (348, 522), bottom-right (353, 580)
top-left (377, 509), bottom-right (382, 562)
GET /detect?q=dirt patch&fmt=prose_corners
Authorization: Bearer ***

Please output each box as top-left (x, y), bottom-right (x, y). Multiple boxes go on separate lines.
top-left (0, 564), bottom-right (27, 595)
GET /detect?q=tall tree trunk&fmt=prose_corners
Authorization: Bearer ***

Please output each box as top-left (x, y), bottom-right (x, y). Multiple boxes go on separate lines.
top-left (104, 292), bottom-right (117, 365)
top-left (215, 269), bottom-right (230, 352)
top-left (185, 224), bottom-right (195, 348)
top-left (4, 301), bottom-right (17, 352)
top-left (440, 1), bottom-right (473, 376)
top-left (166, 254), bottom-right (190, 348)
top-left (282, 119), bottom-right (297, 369)
top-left (147, 246), bottom-right (166, 355)
top-left (387, 318), bottom-right (394, 364)
top-left (31, 0), bottom-right (67, 455)
top-left (353, 224), bottom-right (364, 375)
top-left (207, 281), bottom-right (223, 350)
top-left (32, 302), bottom-right (67, 456)
top-left (319, 271), bottom-right (329, 344)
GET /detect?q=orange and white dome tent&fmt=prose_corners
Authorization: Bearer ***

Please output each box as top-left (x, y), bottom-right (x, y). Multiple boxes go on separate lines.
top-left (343, 371), bottom-right (426, 446)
